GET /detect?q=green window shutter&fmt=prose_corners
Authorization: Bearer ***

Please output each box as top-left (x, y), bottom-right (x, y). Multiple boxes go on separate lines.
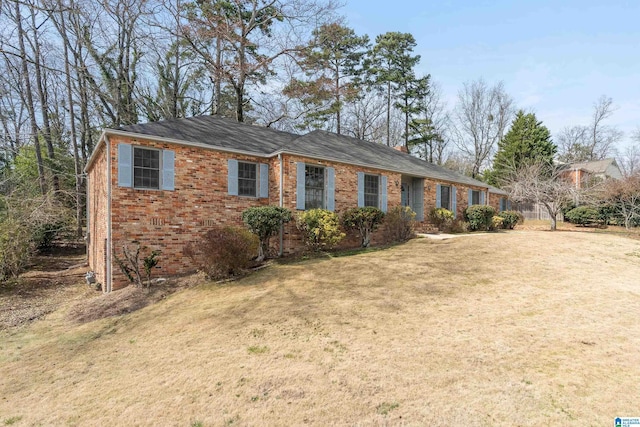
top-left (296, 162), bottom-right (306, 210)
top-left (500, 198), bottom-right (505, 211)
top-left (380, 175), bottom-right (388, 212)
top-left (468, 189), bottom-right (473, 206)
top-left (357, 172), bottom-right (365, 207)
top-left (507, 200), bottom-right (512, 210)
top-left (326, 167), bottom-right (335, 212)
top-left (452, 186), bottom-right (457, 218)
top-left (435, 184), bottom-right (441, 208)
top-left (259, 163), bottom-right (269, 198)
top-left (117, 143), bottom-right (132, 187)
top-left (161, 150), bottom-right (175, 191)
top-left (227, 159), bottom-right (238, 195)
top-left (480, 191), bottom-right (485, 205)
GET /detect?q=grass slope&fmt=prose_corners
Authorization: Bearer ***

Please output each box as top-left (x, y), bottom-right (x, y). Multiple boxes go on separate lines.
top-left (1, 231), bottom-right (640, 426)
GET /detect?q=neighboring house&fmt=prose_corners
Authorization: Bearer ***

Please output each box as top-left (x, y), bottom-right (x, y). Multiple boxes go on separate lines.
top-left (86, 115), bottom-right (508, 292)
top-left (516, 158), bottom-right (623, 221)
top-left (560, 158), bottom-right (623, 189)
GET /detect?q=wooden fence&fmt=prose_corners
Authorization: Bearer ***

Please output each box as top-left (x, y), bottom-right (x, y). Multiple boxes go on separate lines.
top-left (515, 202), bottom-right (564, 222)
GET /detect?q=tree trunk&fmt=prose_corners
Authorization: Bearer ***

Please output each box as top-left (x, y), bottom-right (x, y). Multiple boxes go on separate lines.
top-left (335, 65), bottom-right (341, 135)
top-left (214, 36), bottom-right (222, 115)
top-left (58, 0), bottom-right (84, 238)
top-left (386, 81), bottom-right (391, 146)
top-left (30, 7), bottom-right (59, 193)
top-left (15, 1), bottom-right (46, 195)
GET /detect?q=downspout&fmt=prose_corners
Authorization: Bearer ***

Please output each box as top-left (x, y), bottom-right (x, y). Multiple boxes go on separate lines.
top-left (105, 135), bottom-right (113, 293)
top-left (279, 154), bottom-right (284, 257)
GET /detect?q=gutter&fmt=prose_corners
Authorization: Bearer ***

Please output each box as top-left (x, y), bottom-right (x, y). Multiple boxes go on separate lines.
top-left (90, 129), bottom-right (494, 192)
top-left (105, 135), bottom-right (113, 293)
top-left (279, 153), bottom-right (284, 257)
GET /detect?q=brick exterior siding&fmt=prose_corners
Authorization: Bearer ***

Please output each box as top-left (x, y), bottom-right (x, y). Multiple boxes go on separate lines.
top-left (87, 134), bottom-right (507, 291)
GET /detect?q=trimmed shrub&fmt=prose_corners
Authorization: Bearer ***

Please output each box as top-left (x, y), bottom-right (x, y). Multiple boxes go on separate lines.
top-left (242, 206), bottom-right (292, 261)
top-left (464, 205), bottom-right (496, 231)
top-left (296, 209), bottom-right (345, 251)
top-left (342, 207), bottom-right (385, 248)
top-left (429, 207), bottom-right (454, 231)
top-left (497, 210), bottom-right (523, 229)
top-left (386, 206), bottom-right (416, 242)
top-left (184, 227), bottom-right (259, 279)
top-left (491, 216), bottom-right (504, 231)
top-left (565, 206), bottom-right (599, 226)
top-left (383, 206), bottom-right (416, 243)
top-left (0, 218), bottom-right (33, 282)
top-left (448, 218), bottom-right (469, 233)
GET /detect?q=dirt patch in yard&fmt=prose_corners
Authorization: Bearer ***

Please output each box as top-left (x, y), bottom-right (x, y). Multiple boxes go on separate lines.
top-left (0, 247), bottom-right (91, 330)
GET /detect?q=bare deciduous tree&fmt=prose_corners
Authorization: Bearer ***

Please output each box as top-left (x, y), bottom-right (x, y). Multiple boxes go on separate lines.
top-left (615, 129), bottom-right (640, 178)
top-left (452, 79), bottom-right (514, 178)
top-left (504, 161), bottom-right (576, 231)
top-left (600, 175), bottom-right (640, 229)
top-left (557, 95), bottom-right (623, 162)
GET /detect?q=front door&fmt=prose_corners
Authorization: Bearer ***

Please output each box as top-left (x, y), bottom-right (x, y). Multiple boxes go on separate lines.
top-left (401, 182), bottom-right (410, 207)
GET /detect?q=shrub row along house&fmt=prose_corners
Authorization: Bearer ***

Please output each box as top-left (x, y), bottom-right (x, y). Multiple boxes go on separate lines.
top-left (86, 115), bottom-right (508, 292)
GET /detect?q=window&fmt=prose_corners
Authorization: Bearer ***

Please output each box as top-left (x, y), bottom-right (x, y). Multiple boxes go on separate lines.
top-left (133, 147), bottom-right (160, 189)
top-left (500, 197), bottom-right (509, 211)
top-left (237, 162), bottom-right (257, 197)
top-left (471, 190), bottom-right (480, 205)
top-left (364, 174), bottom-right (379, 207)
top-left (305, 165), bottom-right (325, 209)
top-left (440, 185), bottom-right (451, 210)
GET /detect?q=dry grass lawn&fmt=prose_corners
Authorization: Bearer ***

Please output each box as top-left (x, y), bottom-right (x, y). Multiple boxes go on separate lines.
top-left (1, 230), bottom-right (640, 426)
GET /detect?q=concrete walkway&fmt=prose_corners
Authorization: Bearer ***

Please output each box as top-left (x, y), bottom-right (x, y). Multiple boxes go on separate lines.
top-left (417, 232), bottom-right (491, 240)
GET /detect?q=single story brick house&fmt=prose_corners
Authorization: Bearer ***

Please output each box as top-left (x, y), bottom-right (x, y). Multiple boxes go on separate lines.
top-left (86, 115), bottom-right (508, 292)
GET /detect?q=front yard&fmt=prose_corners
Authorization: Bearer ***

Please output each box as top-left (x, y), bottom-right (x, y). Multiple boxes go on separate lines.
top-left (1, 230), bottom-right (639, 426)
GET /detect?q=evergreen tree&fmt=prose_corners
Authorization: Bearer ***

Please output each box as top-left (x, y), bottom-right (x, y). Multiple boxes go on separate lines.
top-left (487, 110), bottom-right (556, 186)
top-left (284, 23), bottom-right (369, 134)
top-left (365, 32), bottom-right (429, 147)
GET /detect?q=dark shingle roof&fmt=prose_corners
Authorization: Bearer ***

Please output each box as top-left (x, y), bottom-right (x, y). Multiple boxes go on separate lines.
top-left (115, 116), bottom-right (504, 193)
top-left (119, 115), bottom-right (297, 155)
top-left (285, 130), bottom-right (498, 189)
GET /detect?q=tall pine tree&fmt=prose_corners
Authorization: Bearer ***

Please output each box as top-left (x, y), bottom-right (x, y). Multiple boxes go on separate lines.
top-left (365, 32), bottom-right (429, 147)
top-left (284, 23), bottom-right (369, 134)
top-left (487, 110), bottom-right (556, 186)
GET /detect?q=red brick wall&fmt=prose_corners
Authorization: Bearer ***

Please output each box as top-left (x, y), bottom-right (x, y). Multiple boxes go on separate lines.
top-left (489, 192), bottom-right (506, 212)
top-left (87, 143), bottom-right (109, 290)
top-left (278, 154), bottom-right (402, 251)
top-left (106, 136), bottom-right (271, 289)
top-left (88, 135), bottom-right (503, 290)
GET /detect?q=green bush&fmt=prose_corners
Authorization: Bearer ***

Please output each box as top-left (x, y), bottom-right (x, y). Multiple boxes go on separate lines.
top-left (184, 227), bottom-right (258, 279)
top-left (564, 206), bottom-right (599, 226)
top-left (0, 218), bottom-right (33, 282)
top-left (342, 207), bottom-right (385, 248)
top-left (296, 209), bottom-right (345, 251)
top-left (464, 205), bottom-right (496, 231)
top-left (429, 207), bottom-right (454, 231)
top-left (242, 206), bottom-right (292, 261)
top-left (497, 210), bottom-right (523, 229)
top-left (383, 206), bottom-right (416, 243)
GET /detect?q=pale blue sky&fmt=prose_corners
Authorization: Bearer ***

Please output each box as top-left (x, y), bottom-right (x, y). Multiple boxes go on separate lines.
top-left (343, 0), bottom-right (640, 148)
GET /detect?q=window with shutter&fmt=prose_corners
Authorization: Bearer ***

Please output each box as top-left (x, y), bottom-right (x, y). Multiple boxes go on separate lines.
top-left (305, 165), bottom-right (325, 209)
top-left (133, 147), bottom-right (161, 189)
